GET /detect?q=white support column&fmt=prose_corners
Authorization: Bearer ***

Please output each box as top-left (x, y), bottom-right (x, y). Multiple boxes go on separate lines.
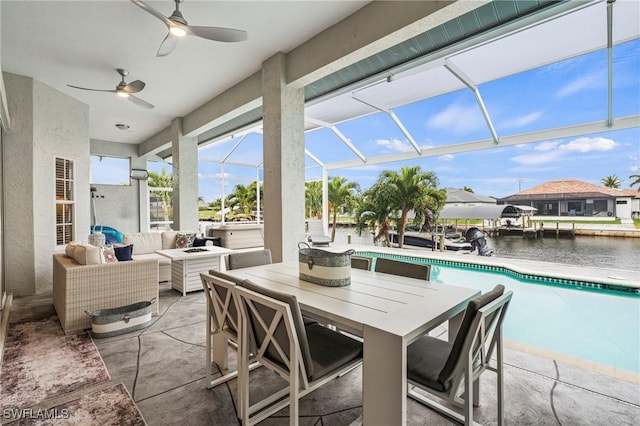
top-left (255, 166), bottom-right (261, 223)
top-left (220, 163), bottom-right (226, 224)
top-left (322, 167), bottom-right (329, 232)
top-left (171, 118), bottom-right (199, 231)
top-left (262, 52), bottom-right (305, 262)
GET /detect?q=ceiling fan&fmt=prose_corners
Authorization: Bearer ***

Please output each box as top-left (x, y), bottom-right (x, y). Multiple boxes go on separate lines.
top-left (131, 0), bottom-right (248, 57)
top-left (67, 68), bottom-right (154, 109)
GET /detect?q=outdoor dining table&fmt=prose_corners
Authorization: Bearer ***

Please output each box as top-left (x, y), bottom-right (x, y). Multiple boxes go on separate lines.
top-left (223, 260), bottom-right (480, 426)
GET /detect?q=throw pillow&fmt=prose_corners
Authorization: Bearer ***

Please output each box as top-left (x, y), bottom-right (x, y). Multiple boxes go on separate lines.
top-left (175, 232), bottom-right (196, 248)
top-left (100, 245), bottom-right (119, 264)
top-left (114, 244), bottom-right (134, 261)
top-left (192, 237), bottom-right (207, 247)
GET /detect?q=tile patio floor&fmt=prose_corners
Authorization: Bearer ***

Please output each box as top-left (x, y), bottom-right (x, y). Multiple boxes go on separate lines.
top-left (86, 281), bottom-right (639, 426)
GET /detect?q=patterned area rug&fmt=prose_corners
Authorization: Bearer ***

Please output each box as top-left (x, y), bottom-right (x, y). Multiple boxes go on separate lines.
top-left (0, 316), bottom-right (110, 410)
top-left (11, 383), bottom-right (146, 426)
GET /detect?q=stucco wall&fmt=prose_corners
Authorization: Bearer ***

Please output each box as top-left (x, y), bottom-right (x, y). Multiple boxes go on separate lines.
top-left (3, 72), bottom-right (89, 295)
top-left (89, 139), bottom-right (150, 234)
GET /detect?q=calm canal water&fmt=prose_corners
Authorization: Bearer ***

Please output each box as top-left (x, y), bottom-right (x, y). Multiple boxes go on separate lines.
top-left (333, 227), bottom-right (640, 272)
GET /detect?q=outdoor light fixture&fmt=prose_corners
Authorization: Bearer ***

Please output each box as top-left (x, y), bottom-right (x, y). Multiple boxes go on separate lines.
top-left (130, 169), bottom-right (149, 180)
top-left (115, 123), bottom-right (130, 130)
top-left (169, 26), bottom-right (186, 37)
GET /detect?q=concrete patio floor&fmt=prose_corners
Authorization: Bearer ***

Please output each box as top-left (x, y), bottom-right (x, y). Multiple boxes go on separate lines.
top-left (87, 281), bottom-right (639, 426)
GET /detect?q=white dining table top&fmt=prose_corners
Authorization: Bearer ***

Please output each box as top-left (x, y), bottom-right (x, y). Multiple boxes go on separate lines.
top-left (223, 261), bottom-right (479, 343)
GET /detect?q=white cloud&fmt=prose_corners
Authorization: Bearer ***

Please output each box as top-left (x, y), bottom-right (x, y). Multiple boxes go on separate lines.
top-left (511, 150), bottom-right (564, 165)
top-left (375, 138), bottom-right (412, 152)
top-left (534, 141), bottom-right (559, 151)
top-left (511, 136), bottom-right (618, 166)
top-left (555, 71), bottom-right (603, 98)
top-left (439, 154), bottom-right (455, 161)
top-left (500, 111), bottom-right (543, 129)
top-left (427, 103), bottom-right (485, 134)
top-left (560, 137), bottom-right (618, 152)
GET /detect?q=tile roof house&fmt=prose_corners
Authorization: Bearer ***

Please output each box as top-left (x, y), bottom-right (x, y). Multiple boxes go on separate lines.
top-left (499, 179), bottom-right (640, 218)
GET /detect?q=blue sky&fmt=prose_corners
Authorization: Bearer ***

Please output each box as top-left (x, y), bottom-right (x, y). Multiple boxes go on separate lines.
top-left (142, 38), bottom-right (639, 202)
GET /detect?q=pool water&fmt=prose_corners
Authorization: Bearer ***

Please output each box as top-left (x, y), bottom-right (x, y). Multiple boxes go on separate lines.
top-left (362, 253), bottom-right (640, 374)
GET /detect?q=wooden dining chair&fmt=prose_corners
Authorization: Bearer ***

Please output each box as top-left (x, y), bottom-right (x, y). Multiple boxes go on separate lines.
top-left (351, 255), bottom-right (372, 270)
top-left (406, 284), bottom-right (512, 426)
top-left (225, 249), bottom-right (272, 270)
top-left (236, 279), bottom-right (363, 426)
top-left (374, 257), bottom-right (431, 280)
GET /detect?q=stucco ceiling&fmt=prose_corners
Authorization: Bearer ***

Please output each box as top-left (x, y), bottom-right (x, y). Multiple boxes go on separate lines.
top-left (1, 0), bottom-right (368, 144)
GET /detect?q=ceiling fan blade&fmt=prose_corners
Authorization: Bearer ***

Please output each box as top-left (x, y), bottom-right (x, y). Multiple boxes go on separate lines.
top-left (187, 25), bottom-right (248, 43)
top-left (67, 85), bottom-right (115, 93)
top-left (128, 94), bottom-right (155, 109)
top-left (130, 0), bottom-right (173, 27)
top-left (157, 32), bottom-right (178, 57)
top-left (123, 80), bottom-right (145, 94)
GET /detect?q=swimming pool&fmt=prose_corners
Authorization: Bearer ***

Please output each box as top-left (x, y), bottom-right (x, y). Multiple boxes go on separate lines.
top-left (357, 251), bottom-right (640, 374)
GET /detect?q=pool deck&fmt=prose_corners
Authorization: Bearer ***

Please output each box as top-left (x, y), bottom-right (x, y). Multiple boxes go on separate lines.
top-left (337, 243), bottom-right (640, 289)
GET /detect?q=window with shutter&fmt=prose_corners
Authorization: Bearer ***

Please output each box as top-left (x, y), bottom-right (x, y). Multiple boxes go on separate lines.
top-left (55, 157), bottom-right (74, 246)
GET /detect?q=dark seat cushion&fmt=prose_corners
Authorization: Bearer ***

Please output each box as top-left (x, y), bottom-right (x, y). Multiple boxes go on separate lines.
top-left (240, 279), bottom-right (315, 378)
top-left (305, 323), bottom-right (363, 382)
top-left (407, 336), bottom-right (453, 392)
top-left (374, 258), bottom-right (431, 280)
top-left (437, 285), bottom-right (504, 386)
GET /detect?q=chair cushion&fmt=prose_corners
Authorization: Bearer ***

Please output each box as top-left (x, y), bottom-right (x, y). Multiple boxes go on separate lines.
top-left (227, 249), bottom-right (272, 270)
top-left (306, 323), bottom-right (362, 382)
top-left (351, 256), bottom-right (371, 270)
top-left (407, 336), bottom-right (453, 392)
top-left (437, 285), bottom-right (505, 386)
top-left (374, 258), bottom-right (430, 280)
top-left (240, 279), bottom-right (315, 378)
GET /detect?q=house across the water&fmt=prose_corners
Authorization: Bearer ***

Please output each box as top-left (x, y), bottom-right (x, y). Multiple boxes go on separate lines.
top-left (499, 179), bottom-right (640, 219)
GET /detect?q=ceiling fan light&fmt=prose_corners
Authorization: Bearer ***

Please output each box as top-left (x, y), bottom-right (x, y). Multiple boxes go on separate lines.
top-left (117, 91), bottom-right (130, 98)
top-left (170, 26), bottom-right (186, 37)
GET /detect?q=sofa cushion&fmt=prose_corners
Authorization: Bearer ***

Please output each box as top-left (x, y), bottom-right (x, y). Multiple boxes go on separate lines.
top-left (124, 232), bottom-right (163, 255)
top-left (133, 253), bottom-right (171, 266)
top-left (161, 231), bottom-right (179, 249)
top-left (66, 242), bottom-right (102, 265)
top-left (114, 244), bottom-right (134, 261)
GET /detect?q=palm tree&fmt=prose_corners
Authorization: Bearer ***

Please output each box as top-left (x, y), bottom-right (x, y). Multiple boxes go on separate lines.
top-left (420, 187), bottom-right (448, 232)
top-left (601, 175), bottom-right (621, 188)
top-left (629, 174), bottom-right (640, 191)
top-left (226, 183), bottom-right (255, 217)
top-left (354, 181), bottom-right (395, 246)
top-left (327, 177), bottom-right (360, 242)
top-left (305, 181), bottom-right (323, 218)
top-left (378, 166), bottom-right (439, 248)
top-left (148, 169), bottom-right (173, 220)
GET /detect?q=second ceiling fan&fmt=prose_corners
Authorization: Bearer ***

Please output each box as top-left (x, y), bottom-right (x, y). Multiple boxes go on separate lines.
top-left (131, 0), bottom-right (248, 57)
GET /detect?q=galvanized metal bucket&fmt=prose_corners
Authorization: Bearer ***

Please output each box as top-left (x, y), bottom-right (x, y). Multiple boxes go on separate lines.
top-left (298, 242), bottom-right (354, 287)
top-left (85, 298), bottom-right (156, 338)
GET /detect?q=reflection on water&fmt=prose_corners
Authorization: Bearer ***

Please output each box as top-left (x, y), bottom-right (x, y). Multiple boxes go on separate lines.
top-left (334, 227), bottom-right (640, 272)
top-left (488, 235), bottom-right (640, 272)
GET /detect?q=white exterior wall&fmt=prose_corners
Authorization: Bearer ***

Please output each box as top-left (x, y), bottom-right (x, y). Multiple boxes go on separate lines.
top-left (89, 139), bottom-right (149, 233)
top-left (3, 72), bottom-right (89, 295)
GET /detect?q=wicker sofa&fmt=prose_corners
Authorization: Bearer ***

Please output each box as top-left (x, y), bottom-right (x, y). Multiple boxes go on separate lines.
top-left (53, 252), bottom-right (159, 335)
